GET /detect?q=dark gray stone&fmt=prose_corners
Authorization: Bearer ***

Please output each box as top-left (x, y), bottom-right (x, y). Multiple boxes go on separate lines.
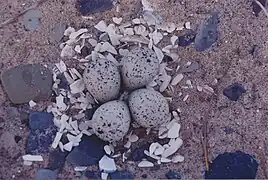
top-left (1, 64), bottom-right (53, 104)
top-left (110, 171), bottom-right (134, 179)
top-left (27, 111), bottom-right (56, 153)
top-left (23, 9), bottom-right (41, 31)
top-left (35, 169), bottom-right (56, 180)
top-left (177, 30), bottom-right (196, 47)
top-left (223, 83), bottom-right (246, 101)
top-left (29, 112), bottom-right (54, 131)
top-left (165, 170), bottom-right (181, 179)
top-left (195, 12), bottom-right (219, 52)
top-left (78, 0), bottom-right (113, 16)
top-left (47, 149), bottom-right (68, 170)
top-left (66, 135), bottom-right (107, 166)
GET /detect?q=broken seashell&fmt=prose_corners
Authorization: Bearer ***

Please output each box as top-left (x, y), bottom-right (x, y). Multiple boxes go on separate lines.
top-left (138, 160), bottom-right (154, 168)
top-left (162, 138), bottom-right (183, 158)
top-left (112, 17), bottom-right (123, 25)
top-left (171, 74), bottom-right (183, 86)
top-left (172, 155), bottom-right (185, 163)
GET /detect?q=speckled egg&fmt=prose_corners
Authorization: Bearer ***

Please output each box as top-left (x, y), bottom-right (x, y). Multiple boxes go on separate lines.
top-left (121, 47), bottom-right (159, 90)
top-left (83, 58), bottom-right (121, 103)
top-left (129, 88), bottom-right (171, 128)
top-left (91, 100), bottom-right (131, 142)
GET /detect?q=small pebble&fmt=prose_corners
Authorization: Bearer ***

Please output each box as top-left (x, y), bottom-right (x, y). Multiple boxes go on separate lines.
top-left (110, 170), bottom-right (134, 179)
top-left (78, 0), bottom-right (113, 16)
top-left (85, 171), bottom-right (100, 179)
top-left (165, 170), bottom-right (181, 179)
top-left (35, 169), bottom-right (56, 180)
top-left (177, 30), bottom-right (196, 47)
top-left (223, 83), bottom-right (246, 101)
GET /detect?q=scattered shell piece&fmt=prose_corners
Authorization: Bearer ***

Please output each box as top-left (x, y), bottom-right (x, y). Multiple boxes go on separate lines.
top-left (29, 100), bottom-right (37, 108)
top-left (158, 126), bottom-right (168, 136)
top-left (88, 39), bottom-right (98, 47)
top-left (60, 45), bottom-right (74, 58)
top-left (172, 155), bottom-right (185, 163)
top-left (70, 79), bottom-right (85, 94)
top-left (100, 42), bottom-right (118, 54)
top-left (112, 17), bottom-right (123, 24)
top-left (74, 166), bottom-right (87, 171)
top-left (202, 85), bottom-right (215, 94)
top-left (101, 172), bottom-right (108, 180)
top-left (171, 35), bottom-right (178, 46)
top-left (167, 123), bottom-right (181, 139)
top-left (59, 141), bottom-right (64, 152)
top-left (183, 94), bottom-right (189, 102)
top-left (51, 132), bottom-right (63, 149)
top-left (151, 30), bottom-right (163, 45)
top-left (160, 75), bottom-right (172, 92)
top-left (107, 53), bottom-right (119, 66)
top-left (153, 46), bottom-right (164, 63)
top-left (124, 141), bottom-right (131, 149)
top-left (185, 22), bottom-right (191, 29)
top-left (186, 80), bottom-right (193, 88)
top-left (107, 24), bottom-right (123, 46)
top-left (63, 141), bottom-right (73, 151)
top-left (23, 160), bottom-right (33, 166)
top-left (64, 27), bottom-right (75, 36)
top-left (69, 28), bottom-right (88, 39)
top-left (197, 85), bottom-right (203, 92)
top-left (56, 60), bottom-right (67, 73)
top-left (74, 45), bottom-right (82, 54)
top-left (22, 155), bottom-right (43, 162)
top-left (162, 138), bottom-right (183, 158)
top-left (167, 118), bottom-right (178, 129)
top-left (104, 145), bottom-right (112, 155)
top-left (171, 74), bottom-right (183, 86)
top-left (163, 144), bottom-right (170, 149)
top-left (132, 18), bottom-right (141, 24)
top-left (138, 160), bottom-right (154, 168)
top-left (124, 28), bottom-right (135, 36)
top-left (129, 134), bottom-right (139, 143)
top-left (160, 157), bottom-right (172, 163)
top-left (56, 95), bottom-right (67, 111)
top-left (144, 150), bottom-right (160, 160)
top-left (119, 49), bottom-right (129, 56)
top-left (94, 20), bottom-right (107, 32)
top-left (154, 145), bottom-right (165, 156)
top-left (99, 155), bottom-right (117, 173)
top-left (149, 142), bottom-right (160, 155)
top-left (134, 25), bottom-right (147, 35)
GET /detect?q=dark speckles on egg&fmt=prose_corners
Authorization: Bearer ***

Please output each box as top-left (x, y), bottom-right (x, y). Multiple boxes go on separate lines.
top-left (91, 101), bottom-right (131, 142)
top-left (121, 46), bottom-right (159, 90)
top-left (129, 89), bottom-right (171, 128)
top-left (83, 58), bottom-right (121, 103)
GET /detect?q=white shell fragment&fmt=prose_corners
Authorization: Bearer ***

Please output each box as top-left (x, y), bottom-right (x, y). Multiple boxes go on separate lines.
top-left (153, 46), bottom-right (164, 63)
top-left (160, 75), bottom-right (172, 92)
top-left (63, 141), bottom-right (73, 151)
top-left (129, 134), bottom-right (139, 143)
top-left (70, 79), bottom-right (85, 94)
top-left (167, 123), bottom-right (181, 139)
top-left (99, 155), bottom-right (117, 173)
top-left (160, 157), bottom-right (172, 163)
top-left (104, 145), bottom-right (112, 155)
top-left (74, 166), bottom-right (87, 171)
top-left (29, 100), bottom-right (37, 108)
top-left (185, 22), bottom-right (191, 29)
top-left (23, 160), bottom-right (33, 166)
top-left (94, 20), bottom-right (107, 32)
top-left (162, 138), bottom-right (183, 158)
top-left (171, 74), bottom-right (183, 86)
top-left (138, 160), bottom-right (154, 168)
top-left (112, 17), bottom-right (123, 24)
top-left (172, 155), bottom-right (185, 163)
top-left (149, 142), bottom-right (160, 155)
top-left (51, 132), bottom-right (63, 149)
top-left (22, 155), bottom-right (43, 162)
top-left (154, 145), bottom-right (165, 156)
top-left (69, 28), bottom-right (88, 39)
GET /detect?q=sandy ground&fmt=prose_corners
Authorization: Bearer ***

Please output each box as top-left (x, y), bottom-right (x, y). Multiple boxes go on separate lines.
top-left (0, 0), bottom-right (268, 179)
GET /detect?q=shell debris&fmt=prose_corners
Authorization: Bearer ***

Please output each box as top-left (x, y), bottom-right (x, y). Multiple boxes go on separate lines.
top-left (138, 160), bottom-right (154, 168)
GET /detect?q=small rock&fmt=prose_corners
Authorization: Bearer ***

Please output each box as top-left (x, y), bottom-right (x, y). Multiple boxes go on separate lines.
top-left (29, 112), bottom-right (54, 131)
top-left (223, 126), bottom-right (234, 134)
top-left (162, 55), bottom-right (174, 63)
top-left (47, 149), bottom-right (68, 170)
top-left (14, 135), bottom-right (22, 143)
top-left (195, 12), bottom-right (219, 52)
top-left (131, 145), bottom-right (148, 161)
top-left (50, 23), bottom-right (66, 43)
top-left (66, 135), bottom-right (107, 166)
top-left (81, 46), bottom-right (91, 57)
top-left (23, 9), bottom-right (41, 31)
top-left (35, 169), bottom-right (56, 180)
top-left (85, 171), bottom-right (100, 179)
top-left (252, 0), bottom-right (266, 16)
top-left (141, 174), bottom-right (148, 179)
top-left (78, 0), bottom-right (113, 16)
top-left (177, 30), bottom-right (196, 47)
top-left (205, 151), bottom-right (258, 179)
top-left (1, 64), bottom-right (53, 104)
top-left (223, 83), bottom-right (246, 101)
top-left (110, 171), bottom-right (134, 179)
top-left (179, 61), bottom-right (200, 73)
top-left (0, 131), bottom-right (19, 157)
top-left (85, 106), bottom-right (98, 120)
top-left (57, 73), bottom-right (69, 90)
top-left (165, 170), bottom-right (181, 179)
